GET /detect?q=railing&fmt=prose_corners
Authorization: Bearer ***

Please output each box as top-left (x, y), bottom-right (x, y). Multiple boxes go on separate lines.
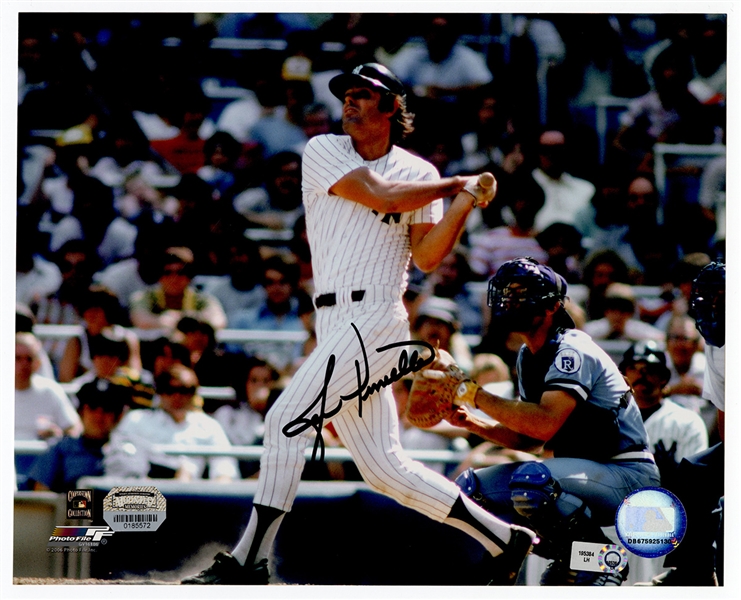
top-left (58, 382), bottom-right (236, 400)
top-left (205, 34), bottom-right (506, 58)
top-left (14, 441), bottom-right (469, 466)
top-left (32, 324), bottom-right (309, 344)
top-left (653, 143), bottom-right (726, 198)
top-left (33, 289), bottom-right (666, 371)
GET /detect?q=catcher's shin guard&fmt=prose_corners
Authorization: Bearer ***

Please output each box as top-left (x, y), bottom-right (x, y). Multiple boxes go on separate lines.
top-left (455, 467), bottom-right (492, 510)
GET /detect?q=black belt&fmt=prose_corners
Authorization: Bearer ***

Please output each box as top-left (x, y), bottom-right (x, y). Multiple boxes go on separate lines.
top-left (315, 290), bottom-right (366, 308)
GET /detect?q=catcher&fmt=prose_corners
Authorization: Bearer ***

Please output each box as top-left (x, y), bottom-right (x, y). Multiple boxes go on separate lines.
top-left (407, 257), bottom-right (660, 585)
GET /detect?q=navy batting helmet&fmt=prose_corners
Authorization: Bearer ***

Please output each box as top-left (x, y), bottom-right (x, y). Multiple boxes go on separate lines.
top-left (328, 63), bottom-right (406, 101)
top-left (688, 261), bottom-right (725, 347)
top-left (619, 340), bottom-right (671, 382)
top-left (487, 257), bottom-right (575, 332)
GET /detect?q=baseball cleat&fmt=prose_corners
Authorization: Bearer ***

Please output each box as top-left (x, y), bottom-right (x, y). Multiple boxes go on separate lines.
top-left (181, 552), bottom-right (269, 585)
top-left (486, 525), bottom-right (538, 585)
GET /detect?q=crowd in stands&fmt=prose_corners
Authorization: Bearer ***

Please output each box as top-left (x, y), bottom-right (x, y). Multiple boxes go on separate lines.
top-left (16, 12), bottom-right (725, 504)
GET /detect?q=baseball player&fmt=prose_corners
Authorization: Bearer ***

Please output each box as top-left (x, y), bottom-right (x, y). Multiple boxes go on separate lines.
top-left (442, 258), bottom-right (660, 585)
top-left (182, 63), bottom-right (535, 585)
top-left (652, 261), bottom-right (724, 586)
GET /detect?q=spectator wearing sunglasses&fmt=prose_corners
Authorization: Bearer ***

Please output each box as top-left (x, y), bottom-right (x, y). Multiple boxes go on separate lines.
top-left (129, 246), bottom-right (227, 333)
top-left (229, 255), bottom-right (313, 372)
top-left (104, 365), bottom-right (238, 481)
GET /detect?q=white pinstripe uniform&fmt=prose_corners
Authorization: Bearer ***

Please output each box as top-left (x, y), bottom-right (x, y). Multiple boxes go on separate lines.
top-left (254, 133), bottom-right (461, 520)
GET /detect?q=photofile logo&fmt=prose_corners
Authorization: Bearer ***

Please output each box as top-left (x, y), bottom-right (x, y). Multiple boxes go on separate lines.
top-left (47, 526), bottom-right (114, 547)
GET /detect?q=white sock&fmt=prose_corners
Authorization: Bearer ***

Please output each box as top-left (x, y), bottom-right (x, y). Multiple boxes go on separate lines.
top-left (443, 493), bottom-right (513, 557)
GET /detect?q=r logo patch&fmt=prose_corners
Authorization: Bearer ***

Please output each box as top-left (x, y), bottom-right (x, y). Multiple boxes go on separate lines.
top-left (555, 348), bottom-right (582, 373)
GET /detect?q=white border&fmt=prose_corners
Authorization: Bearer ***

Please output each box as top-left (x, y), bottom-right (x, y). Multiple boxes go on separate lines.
top-left (2, 2), bottom-right (738, 599)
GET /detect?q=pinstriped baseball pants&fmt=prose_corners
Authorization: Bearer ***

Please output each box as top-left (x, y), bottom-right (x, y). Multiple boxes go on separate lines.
top-left (254, 299), bottom-right (460, 520)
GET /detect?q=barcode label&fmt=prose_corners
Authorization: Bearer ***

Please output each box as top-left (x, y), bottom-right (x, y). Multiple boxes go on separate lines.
top-left (112, 513), bottom-right (158, 522)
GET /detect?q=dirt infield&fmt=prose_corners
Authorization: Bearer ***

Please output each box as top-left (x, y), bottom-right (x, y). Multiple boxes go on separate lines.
top-left (13, 577), bottom-right (180, 585)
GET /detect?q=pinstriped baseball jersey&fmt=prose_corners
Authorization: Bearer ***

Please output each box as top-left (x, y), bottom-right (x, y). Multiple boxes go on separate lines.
top-left (302, 134), bottom-right (443, 295)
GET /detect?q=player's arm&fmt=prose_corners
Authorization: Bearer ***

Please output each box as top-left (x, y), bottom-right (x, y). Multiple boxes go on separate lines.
top-left (409, 173), bottom-right (496, 272)
top-left (472, 388), bottom-right (577, 442)
top-left (448, 406), bottom-right (545, 452)
top-left (409, 188), bottom-right (479, 272)
top-left (328, 167), bottom-right (468, 214)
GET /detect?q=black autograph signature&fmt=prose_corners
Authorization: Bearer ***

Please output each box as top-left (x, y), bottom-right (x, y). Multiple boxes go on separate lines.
top-left (282, 323), bottom-right (436, 461)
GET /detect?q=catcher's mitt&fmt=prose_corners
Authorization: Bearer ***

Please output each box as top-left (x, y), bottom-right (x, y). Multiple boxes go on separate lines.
top-left (405, 350), bottom-right (480, 428)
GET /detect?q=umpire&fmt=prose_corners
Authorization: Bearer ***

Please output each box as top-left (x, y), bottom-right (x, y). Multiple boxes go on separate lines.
top-left (449, 257), bottom-right (660, 585)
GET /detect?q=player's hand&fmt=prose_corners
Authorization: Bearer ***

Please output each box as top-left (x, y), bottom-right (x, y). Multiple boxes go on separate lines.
top-left (653, 439), bottom-right (678, 466)
top-left (447, 405), bottom-right (481, 430)
top-left (665, 374), bottom-right (702, 397)
top-left (462, 172), bottom-right (497, 208)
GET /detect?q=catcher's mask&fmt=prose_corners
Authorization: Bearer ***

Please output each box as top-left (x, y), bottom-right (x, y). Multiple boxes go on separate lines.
top-left (488, 257), bottom-right (574, 332)
top-left (618, 340), bottom-right (671, 383)
top-left (688, 261), bottom-right (725, 347)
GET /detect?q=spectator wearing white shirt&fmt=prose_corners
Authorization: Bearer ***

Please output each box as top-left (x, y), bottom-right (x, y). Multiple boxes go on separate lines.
top-left (196, 235), bottom-right (267, 325)
top-left (390, 15), bottom-right (493, 102)
top-left (531, 129), bottom-right (596, 234)
top-left (106, 365), bottom-right (238, 482)
top-left (92, 231), bottom-right (162, 310)
top-left (16, 222), bottom-right (62, 308)
top-left (15, 332), bottom-right (82, 441)
top-left (583, 283), bottom-right (665, 343)
top-left (663, 314), bottom-right (715, 433)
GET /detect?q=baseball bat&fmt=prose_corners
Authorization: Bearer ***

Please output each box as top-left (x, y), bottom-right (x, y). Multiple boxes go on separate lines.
top-left (478, 172), bottom-right (495, 189)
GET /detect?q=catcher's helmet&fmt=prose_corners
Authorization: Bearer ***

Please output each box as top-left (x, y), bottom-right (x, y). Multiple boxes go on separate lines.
top-left (328, 63), bottom-right (406, 101)
top-left (688, 261), bottom-right (725, 347)
top-left (488, 257), bottom-right (574, 331)
top-left (619, 340), bottom-right (671, 382)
